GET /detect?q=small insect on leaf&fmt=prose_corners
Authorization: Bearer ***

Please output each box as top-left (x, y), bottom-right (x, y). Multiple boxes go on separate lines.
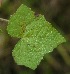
top-left (7, 4), bottom-right (66, 70)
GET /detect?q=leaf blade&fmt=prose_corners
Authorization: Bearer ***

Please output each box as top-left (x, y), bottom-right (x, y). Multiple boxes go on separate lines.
top-left (12, 15), bottom-right (66, 70)
top-left (7, 4), bottom-right (35, 38)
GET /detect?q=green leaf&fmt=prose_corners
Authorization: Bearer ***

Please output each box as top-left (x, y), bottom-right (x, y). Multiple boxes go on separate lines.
top-left (12, 14), bottom-right (66, 70)
top-left (7, 4), bottom-right (66, 70)
top-left (7, 4), bottom-right (35, 38)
